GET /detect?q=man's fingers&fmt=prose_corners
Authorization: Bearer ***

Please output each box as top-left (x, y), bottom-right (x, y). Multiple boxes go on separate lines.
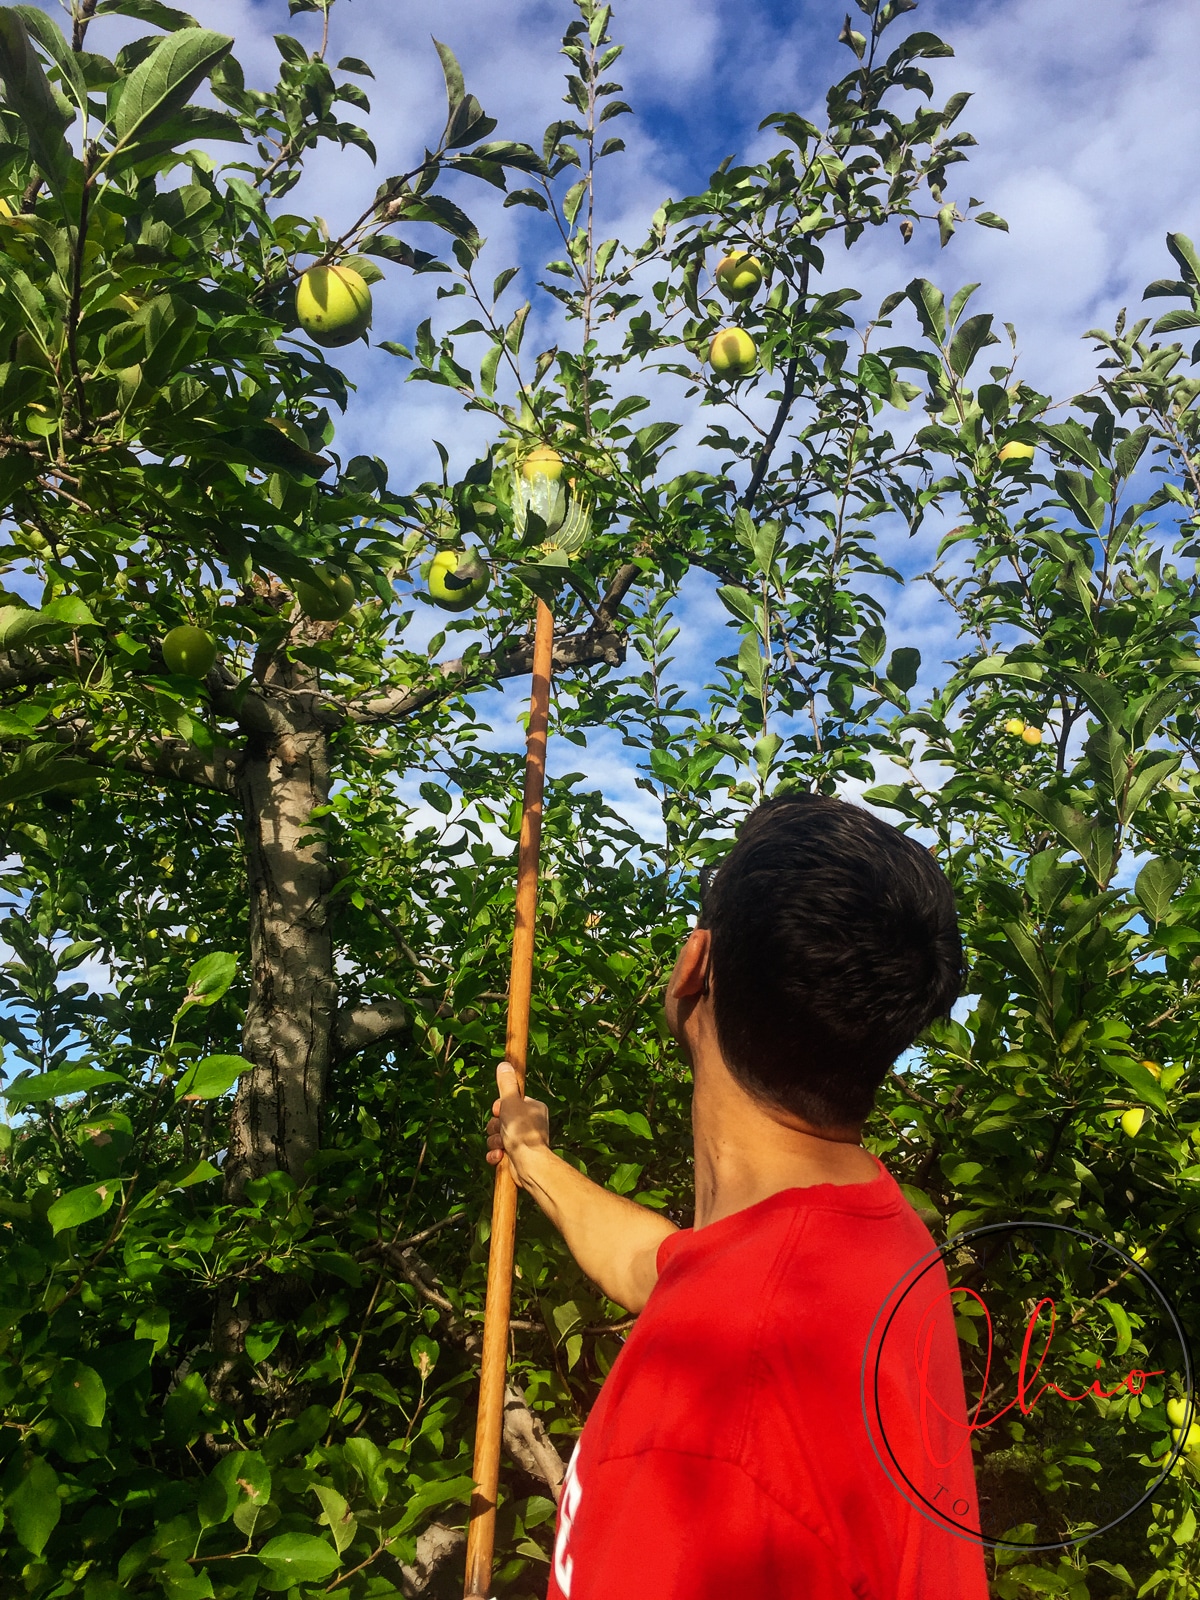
top-left (495, 1060), bottom-right (522, 1099)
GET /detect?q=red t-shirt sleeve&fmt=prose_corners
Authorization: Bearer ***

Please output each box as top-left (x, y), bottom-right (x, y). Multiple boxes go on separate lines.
top-left (548, 1446), bottom-right (857, 1600)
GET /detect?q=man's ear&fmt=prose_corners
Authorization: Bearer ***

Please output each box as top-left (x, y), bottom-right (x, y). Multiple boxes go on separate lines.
top-left (671, 927), bottom-right (711, 1000)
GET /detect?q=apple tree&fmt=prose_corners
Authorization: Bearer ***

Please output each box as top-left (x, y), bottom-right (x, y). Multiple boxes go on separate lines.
top-left (0, 1), bottom-right (1197, 1597)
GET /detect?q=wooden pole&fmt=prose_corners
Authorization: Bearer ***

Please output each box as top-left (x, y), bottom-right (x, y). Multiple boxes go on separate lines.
top-left (463, 596), bottom-right (555, 1600)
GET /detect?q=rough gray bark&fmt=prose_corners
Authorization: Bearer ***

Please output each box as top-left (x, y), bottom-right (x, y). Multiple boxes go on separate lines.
top-left (224, 635), bottom-right (338, 1199)
top-left (334, 999), bottom-right (409, 1058)
top-left (397, 1521), bottom-right (466, 1598)
top-left (503, 1379), bottom-right (566, 1499)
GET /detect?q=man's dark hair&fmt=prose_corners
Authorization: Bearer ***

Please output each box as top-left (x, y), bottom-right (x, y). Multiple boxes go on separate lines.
top-left (699, 794), bottom-right (962, 1128)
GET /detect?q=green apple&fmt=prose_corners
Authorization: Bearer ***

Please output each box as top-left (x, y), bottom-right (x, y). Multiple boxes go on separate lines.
top-left (427, 549), bottom-right (490, 612)
top-left (1120, 1107), bottom-right (1146, 1137)
top-left (295, 572), bottom-right (356, 620)
top-left (162, 624), bottom-right (217, 679)
top-left (295, 264), bottom-right (373, 348)
top-left (709, 327), bottom-right (757, 378)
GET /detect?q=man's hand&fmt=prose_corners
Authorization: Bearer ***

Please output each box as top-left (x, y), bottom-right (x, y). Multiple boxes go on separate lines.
top-left (482, 1059), bottom-right (676, 1312)
top-left (486, 1061), bottom-right (550, 1188)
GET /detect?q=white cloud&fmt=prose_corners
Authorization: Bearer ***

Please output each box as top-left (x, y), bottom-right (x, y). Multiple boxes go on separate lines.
top-left (21, 0), bottom-right (1198, 830)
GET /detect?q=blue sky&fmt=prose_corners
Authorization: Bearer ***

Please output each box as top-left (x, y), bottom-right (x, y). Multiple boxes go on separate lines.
top-left (235, 0), bottom-right (1200, 835)
top-left (23, 0), bottom-right (1200, 840)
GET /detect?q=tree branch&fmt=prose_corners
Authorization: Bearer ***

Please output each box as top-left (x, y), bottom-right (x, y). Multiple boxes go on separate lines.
top-left (348, 564), bottom-right (640, 727)
top-left (0, 651), bottom-right (65, 694)
top-left (741, 355), bottom-right (799, 511)
top-left (379, 1242), bottom-right (567, 1498)
top-left (333, 1000), bottom-right (409, 1059)
top-left (502, 1378), bottom-right (566, 1499)
top-left (397, 1522), bottom-right (466, 1598)
top-left (51, 719), bottom-right (240, 794)
top-left (741, 261), bottom-right (808, 512)
top-left (71, 0), bottom-right (100, 52)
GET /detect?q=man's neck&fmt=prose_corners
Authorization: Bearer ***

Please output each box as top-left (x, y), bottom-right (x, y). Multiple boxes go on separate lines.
top-left (690, 1052), bottom-right (880, 1230)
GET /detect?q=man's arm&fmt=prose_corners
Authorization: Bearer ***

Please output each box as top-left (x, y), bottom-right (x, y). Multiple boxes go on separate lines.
top-left (486, 1061), bottom-right (677, 1314)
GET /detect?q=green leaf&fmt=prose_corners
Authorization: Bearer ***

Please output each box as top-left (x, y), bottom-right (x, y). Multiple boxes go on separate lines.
top-left (410, 1332), bottom-right (439, 1375)
top-left (393, 1473), bottom-right (475, 1535)
top-left (171, 1158), bottom-right (221, 1188)
top-left (96, 0), bottom-right (199, 27)
top-left (48, 1180), bottom-right (117, 1233)
top-left (1055, 469), bottom-right (1105, 532)
top-left (593, 1108), bottom-right (653, 1140)
top-left (716, 585), bottom-right (758, 626)
top-left (906, 278), bottom-right (946, 344)
top-left (50, 1359), bottom-right (106, 1427)
top-left (2, 1066), bottom-right (126, 1103)
top-left (887, 647), bottom-right (921, 691)
top-left (1135, 857), bottom-right (1185, 923)
top-left (199, 1451), bottom-right (268, 1529)
top-left (1100, 1298), bottom-right (1132, 1358)
top-left (432, 37), bottom-right (464, 114)
top-left (0, 745), bottom-right (95, 804)
top-left (11, 6), bottom-right (87, 110)
top-left (5, 1456), bottom-right (60, 1556)
top-left (1167, 232), bottom-right (1200, 288)
top-left (838, 14), bottom-right (867, 57)
top-left (174, 1053), bottom-right (252, 1101)
top-left (313, 1485), bottom-right (357, 1555)
top-left (947, 313), bottom-right (998, 377)
top-left (737, 634), bottom-right (764, 697)
top-left (179, 950), bottom-right (237, 1010)
top-left (0, 596), bottom-right (96, 648)
top-left (898, 1184), bottom-right (940, 1228)
top-left (0, 11), bottom-right (73, 193)
top-left (1122, 750), bottom-right (1180, 823)
top-left (112, 27), bottom-right (232, 150)
top-left (1151, 308), bottom-right (1200, 334)
top-left (162, 1372), bottom-right (209, 1450)
top-left (1106, 1057), bottom-right (1168, 1115)
top-left (966, 656), bottom-right (1046, 685)
top-left (858, 624), bottom-right (886, 668)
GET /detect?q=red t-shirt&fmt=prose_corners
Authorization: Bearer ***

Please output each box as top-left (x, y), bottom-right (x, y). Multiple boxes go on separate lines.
top-left (546, 1157), bottom-right (989, 1600)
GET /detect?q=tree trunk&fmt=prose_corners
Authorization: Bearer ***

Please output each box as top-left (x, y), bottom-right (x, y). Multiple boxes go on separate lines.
top-left (224, 664), bottom-right (336, 1199)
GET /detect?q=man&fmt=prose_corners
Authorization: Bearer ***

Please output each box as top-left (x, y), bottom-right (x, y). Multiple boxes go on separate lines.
top-left (486, 793), bottom-right (989, 1598)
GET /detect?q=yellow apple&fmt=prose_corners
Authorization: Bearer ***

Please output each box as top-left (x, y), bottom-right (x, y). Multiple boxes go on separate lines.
top-left (998, 441), bottom-right (1036, 464)
top-left (709, 327), bottom-right (757, 378)
top-left (1021, 726), bottom-right (1043, 746)
top-left (427, 549), bottom-right (490, 612)
top-left (1121, 1107), bottom-right (1146, 1137)
top-left (1004, 718), bottom-right (1025, 736)
top-left (295, 264), bottom-right (373, 348)
top-left (714, 251), bottom-right (764, 300)
top-left (522, 445), bottom-right (564, 482)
